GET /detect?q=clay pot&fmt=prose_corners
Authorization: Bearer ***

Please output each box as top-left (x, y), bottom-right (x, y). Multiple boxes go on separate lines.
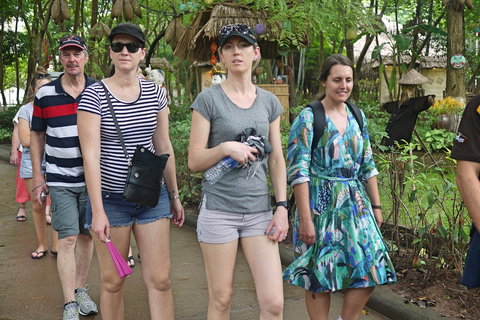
top-left (432, 114), bottom-right (452, 131)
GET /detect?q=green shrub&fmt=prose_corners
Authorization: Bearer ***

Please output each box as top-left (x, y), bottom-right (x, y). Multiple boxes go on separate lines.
top-left (0, 106), bottom-right (20, 142)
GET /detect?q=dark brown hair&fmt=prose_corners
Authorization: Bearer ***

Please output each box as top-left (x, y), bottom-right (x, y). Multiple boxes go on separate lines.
top-left (315, 54), bottom-right (354, 101)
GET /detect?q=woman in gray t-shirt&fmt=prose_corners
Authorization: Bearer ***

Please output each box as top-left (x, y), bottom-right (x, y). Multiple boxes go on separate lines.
top-left (188, 23), bottom-right (288, 319)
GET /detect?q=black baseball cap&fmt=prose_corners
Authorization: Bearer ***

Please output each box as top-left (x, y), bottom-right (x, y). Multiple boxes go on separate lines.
top-left (109, 22), bottom-right (145, 46)
top-left (59, 35), bottom-right (87, 51)
top-left (218, 23), bottom-right (257, 49)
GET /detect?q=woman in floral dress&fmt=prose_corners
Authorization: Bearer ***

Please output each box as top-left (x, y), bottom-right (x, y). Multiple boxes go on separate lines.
top-left (283, 54), bottom-right (396, 320)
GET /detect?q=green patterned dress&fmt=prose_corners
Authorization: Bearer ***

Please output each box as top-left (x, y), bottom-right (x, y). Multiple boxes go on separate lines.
top-left (283, 105), bottom-right (396, 293)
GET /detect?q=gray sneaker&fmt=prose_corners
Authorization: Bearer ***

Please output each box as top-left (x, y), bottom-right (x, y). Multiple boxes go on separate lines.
top-left (75, 285), bottom-right (98, 316)
top-left (63, 302), bottom-right (79, 320)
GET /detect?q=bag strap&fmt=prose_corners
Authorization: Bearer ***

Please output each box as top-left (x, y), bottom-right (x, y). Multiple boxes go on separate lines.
top-left (307, 100), bottom-right (325, 153)
top-left (99, 81), bottom-right (132, 166)
top-left (346, 101), bottom-right (364, 135)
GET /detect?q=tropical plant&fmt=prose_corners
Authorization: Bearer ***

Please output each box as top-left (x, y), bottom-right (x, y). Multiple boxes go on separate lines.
top-left (428, 96), bottom-right (464, 116)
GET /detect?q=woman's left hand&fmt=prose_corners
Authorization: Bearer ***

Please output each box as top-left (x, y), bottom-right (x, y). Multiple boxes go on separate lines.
top-left (265, 207), bottom-right (289, 242)
top-left (170, 198), bottom-right (185, 227)
top-left (373, 208), bottom-right (383, 228)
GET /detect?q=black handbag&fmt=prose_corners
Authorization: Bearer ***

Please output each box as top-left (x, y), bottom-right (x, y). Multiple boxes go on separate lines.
top-left (101, 82), bottom-right (169, 207)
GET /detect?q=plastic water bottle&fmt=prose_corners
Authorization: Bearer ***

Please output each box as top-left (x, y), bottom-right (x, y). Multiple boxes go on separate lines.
top-left (204, 156), bottom-right (238, 185)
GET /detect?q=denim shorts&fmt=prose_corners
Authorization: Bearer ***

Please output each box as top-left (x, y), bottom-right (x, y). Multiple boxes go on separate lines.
top-left (19, 148), bottom-right (45, 179)
top-left (85, 184), bottom-right (172, 228)
top-left (49, 186), bottom-right (90, 240)
top-left (197, 199), bottom-right (274, 244)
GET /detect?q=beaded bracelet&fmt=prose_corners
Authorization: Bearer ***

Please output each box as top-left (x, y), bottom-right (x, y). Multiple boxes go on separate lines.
top-left (168, 195), bottom-right (180, 200)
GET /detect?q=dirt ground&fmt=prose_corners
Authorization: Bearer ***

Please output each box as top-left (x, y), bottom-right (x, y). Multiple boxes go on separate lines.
top-left (384, 250), bottom-right (480, 320)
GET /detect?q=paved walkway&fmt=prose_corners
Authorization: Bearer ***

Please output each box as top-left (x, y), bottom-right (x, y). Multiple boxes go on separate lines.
top-left (0, 144), bottom-right (447, 319)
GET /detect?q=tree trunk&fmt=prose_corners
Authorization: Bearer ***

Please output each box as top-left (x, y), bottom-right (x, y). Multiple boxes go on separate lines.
top-left (446, 0), bottom-right (466, 100)
top-left (0, 15), bottom-right (6, 107)
top-left (15, 0), bottom-right (21, 105)
top-left (318, 31), bottom-right (324, 94)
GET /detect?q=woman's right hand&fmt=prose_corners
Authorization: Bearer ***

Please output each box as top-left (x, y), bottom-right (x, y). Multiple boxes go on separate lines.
top-left (91, 211), bottom-right (110, 243)
top-left (222, 141), bottom-right (258, 165)
top-left (298, 217), bottom-right (316, 245)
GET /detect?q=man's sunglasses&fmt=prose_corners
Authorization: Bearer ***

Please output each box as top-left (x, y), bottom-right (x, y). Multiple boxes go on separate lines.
top-left (111, 42), bottom-right (143, 53)
top-left (34, 74), bottom-right (51, 79)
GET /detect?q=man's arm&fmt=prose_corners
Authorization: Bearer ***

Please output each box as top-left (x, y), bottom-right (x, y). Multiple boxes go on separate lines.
top-left (457, 160), bottom-right (480, 232)
top-left (30, 130), bottom-right (47, 204)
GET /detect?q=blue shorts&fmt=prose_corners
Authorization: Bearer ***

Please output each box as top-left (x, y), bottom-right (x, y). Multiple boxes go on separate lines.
top-left (85, 184), bottom-right (172, 228)
top-left (19, 148), bottom-right (45, 179)
top-left (461, 226), bottom-right (480, 289)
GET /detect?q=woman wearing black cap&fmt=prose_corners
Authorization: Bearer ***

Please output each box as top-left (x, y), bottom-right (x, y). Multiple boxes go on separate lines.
top-left (77, 22), bottom-right (184, 320)
top-left (188, 23), bottom-right (288, 319)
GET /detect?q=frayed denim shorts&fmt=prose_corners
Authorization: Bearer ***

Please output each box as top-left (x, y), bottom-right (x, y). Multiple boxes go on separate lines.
top-left (85, 183), bottom-right (172, 228)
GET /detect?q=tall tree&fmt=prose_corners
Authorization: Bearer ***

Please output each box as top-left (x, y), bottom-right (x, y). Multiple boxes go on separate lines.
top-left (446, 0), bottom-right (466, 99)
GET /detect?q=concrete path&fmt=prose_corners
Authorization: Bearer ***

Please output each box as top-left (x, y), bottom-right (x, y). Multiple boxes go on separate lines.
top-left (0, 143), bottom-right (447, 319)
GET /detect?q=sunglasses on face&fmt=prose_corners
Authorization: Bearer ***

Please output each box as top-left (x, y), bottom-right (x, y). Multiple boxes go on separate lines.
top-left (110, 42), bottom-right (143, 53)
top-left (34, 73), bottom-right (51, 79)
top-left (220, 24), bottom-right (253, 37)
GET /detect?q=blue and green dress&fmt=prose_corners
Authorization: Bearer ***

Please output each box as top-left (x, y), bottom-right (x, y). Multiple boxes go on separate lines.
top-left (283, 105), bottom-right (397, 293)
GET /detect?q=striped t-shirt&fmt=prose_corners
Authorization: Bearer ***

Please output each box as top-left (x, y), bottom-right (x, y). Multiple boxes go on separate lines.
top-left (31, 74), bottom-right (96, 187)
top-left (78, 78), bottom-right (167, 193)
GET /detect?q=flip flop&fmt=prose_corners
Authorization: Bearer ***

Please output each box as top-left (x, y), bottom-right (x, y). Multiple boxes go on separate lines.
top-left (31, 250), bottom-right (48, 259)
top-left (51, 250), bottom-right (58, 257)
top-left (127, 256), bottom-right (135, 267)
top-left (16, 215), bottom-right (26, 222)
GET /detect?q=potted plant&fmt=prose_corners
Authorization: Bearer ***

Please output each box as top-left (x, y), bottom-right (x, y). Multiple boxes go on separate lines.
top-left (428, 96), bottom-right (464, 132)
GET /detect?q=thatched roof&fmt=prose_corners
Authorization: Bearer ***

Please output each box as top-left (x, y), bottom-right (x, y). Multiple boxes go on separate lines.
top-left (372, 55), bottom-right (447, 69)
top-left (398, 68), bottom-right (429, 85)
top-left (148, 58), bottom-right (174, 73)
top-left (174, 3), bottom-right (307, 63)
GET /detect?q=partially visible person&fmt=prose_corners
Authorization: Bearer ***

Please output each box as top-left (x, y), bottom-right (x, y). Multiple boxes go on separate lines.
top-left (188, 23), bottom-right (288, 319)
top-left (283, 54), bottom-right (396, 320)
top-left (30, 35), bottom-right (98, 320)
top-left (11, 111), bottom-right (29, 221)
top-left (451, 93), bottom-right (480, 290)
top-left (18, 67), bottom-right (58, 258)
top-left (78, 22), bottom-right (184, 320)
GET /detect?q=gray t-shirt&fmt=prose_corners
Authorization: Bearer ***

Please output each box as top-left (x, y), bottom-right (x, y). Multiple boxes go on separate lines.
top-left (191, 84), bottom-right (283, 213)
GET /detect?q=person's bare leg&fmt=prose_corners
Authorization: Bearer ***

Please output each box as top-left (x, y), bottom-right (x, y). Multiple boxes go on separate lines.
top-left (134, 218), bottom-right (176, 320)
top-left (305, 291), bottom-right (330, 320)
top-left (25, 178), bottom-right (48, 257)
top-left (241, 236), bottom-right (284, 319)
top-left (57, 234), bottom-right (79, 303)
top-left (93, 227), bottom-right (130, 320)
top-left (199, 240), bottom-right (238, 320)
top-left (340, 287), bottom-right (374, 320)
top-left (74, 233), bottom-right (94, 289)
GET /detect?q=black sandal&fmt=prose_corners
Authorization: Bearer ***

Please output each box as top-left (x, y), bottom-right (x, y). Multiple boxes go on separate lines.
top-left (127, 256), bottom-right (135, 267)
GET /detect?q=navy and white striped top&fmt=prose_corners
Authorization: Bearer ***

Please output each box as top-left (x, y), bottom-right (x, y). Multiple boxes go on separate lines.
top-left (31, 74), bottom-right (96, 187)
top-left (78, 78), bottom-right (167, 193)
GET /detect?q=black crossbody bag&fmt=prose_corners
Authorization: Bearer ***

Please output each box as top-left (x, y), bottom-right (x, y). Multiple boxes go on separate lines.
top-left (100, 82), bottom-right (169, 207)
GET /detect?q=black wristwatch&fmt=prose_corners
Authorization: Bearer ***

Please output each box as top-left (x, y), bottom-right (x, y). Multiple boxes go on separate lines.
top-left (275, 201), bottom-right (289, 210)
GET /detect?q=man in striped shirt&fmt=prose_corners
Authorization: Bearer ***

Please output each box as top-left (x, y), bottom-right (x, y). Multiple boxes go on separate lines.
top-left (30, 35), bottom-right (98, 320)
